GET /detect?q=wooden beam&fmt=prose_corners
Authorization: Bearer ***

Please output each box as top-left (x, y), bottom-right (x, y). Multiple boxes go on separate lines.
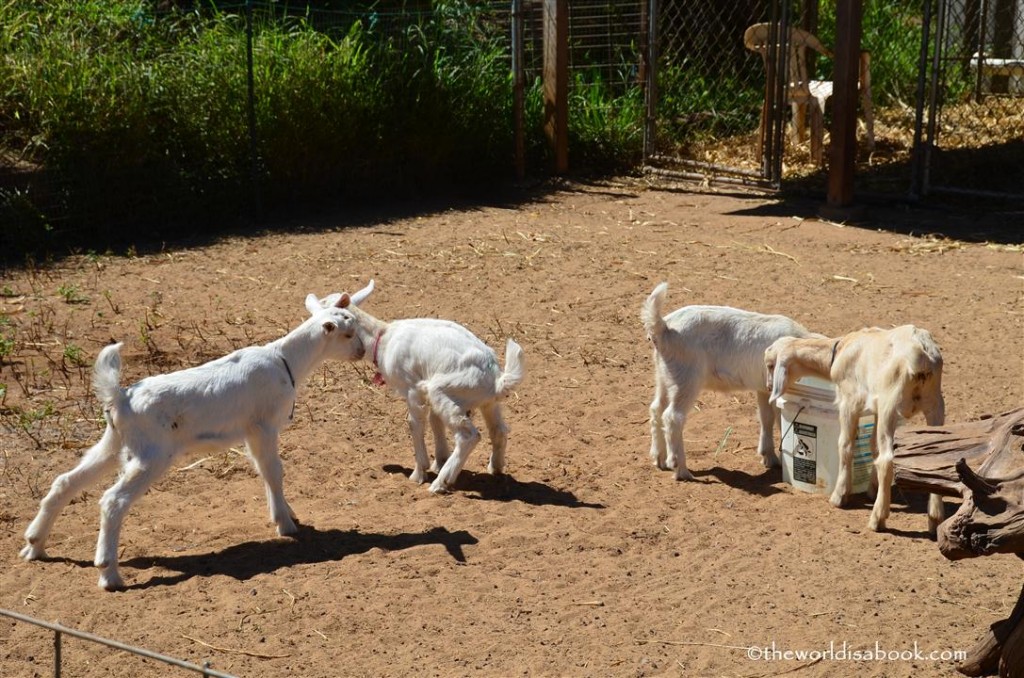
top-left (543, 0), bottom-right (568, 174)
top-left (825, 0), bottom-right (863, 208)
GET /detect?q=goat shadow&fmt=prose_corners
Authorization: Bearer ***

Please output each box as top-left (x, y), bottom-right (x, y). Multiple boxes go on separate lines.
top-left (693, 466), bottom-right (944, 541)
top-left (876, 487), bottom-right (953, 541)
top-left (690, 465), bottom-right (787, 498)
top-left (382, 465), bottom-right (605, 509)
top-left (48, 525), bottom-right (477, 591)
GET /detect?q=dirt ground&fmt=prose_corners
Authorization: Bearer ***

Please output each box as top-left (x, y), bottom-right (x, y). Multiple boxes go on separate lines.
top-left (0, 179), bottom-right (1022, 678)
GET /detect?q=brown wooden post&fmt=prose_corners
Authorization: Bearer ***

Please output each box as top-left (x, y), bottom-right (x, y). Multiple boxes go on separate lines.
top-left (511, 0), bottom-right (525, 181)
top-left (543, 0), bottom-right (568, 174)
top-left (823, 0), bottom-right (863, 213)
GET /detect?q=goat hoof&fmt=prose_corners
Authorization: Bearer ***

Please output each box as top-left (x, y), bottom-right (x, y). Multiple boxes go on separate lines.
top-left (674, 468), bottom-right (695, 482)
top-left (98, 571), bottom-right (126, 591)
top-left (760, 453), bottom-right (780, 469)
top-left (829, 492), bottom-right (847, 508)
top-left (277, 519), bottom-right (299, 537)
top-left (410, 469), bottom-right (427, 484)
top-left (20, 544), bottom-right (47, 561)
top-left (429, 480), bottom-right (452, 495)
top-left (867, 516), bottom-right (886, 532)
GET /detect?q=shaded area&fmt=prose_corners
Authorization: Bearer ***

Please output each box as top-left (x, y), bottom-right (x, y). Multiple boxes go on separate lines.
top-left (725, 186), bottom-right (1022, 244)
top-left (0, 180), bottom-right (553, 268)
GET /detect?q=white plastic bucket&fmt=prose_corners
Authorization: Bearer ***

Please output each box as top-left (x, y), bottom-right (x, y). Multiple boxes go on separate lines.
top-left (777, 376), bottom-right (875, 495)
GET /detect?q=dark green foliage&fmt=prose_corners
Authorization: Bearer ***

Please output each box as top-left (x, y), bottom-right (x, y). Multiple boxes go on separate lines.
top-left (817, 0), bottom-right (928, 107)
top-left (0, 0), bottom-right (521, 255)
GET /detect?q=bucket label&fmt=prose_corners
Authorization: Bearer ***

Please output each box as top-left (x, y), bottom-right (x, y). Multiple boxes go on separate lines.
top-left (791, 422), bottom-right (817, 484)
top-left (852, 421), bottom-right (875, 489)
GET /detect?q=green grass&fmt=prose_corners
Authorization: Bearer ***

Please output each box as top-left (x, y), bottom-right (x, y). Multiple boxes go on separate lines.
top-left (817, 0), bottom-right (934, 107)
top-left (0, 0), bottom-right (522, 252)
top-left (0, 316), bottom-right (14, 365)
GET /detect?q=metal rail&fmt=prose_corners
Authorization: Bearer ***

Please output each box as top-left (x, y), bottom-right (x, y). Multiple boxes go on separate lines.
top-left (0, 608), bottom-right (238, 678)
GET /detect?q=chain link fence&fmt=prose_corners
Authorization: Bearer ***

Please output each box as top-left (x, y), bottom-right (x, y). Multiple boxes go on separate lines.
top-left (642, 0), bottom-right (951, 193)
top-left (642, 0), bottom-right (1024, 201)
top-left (912, 0), bottom-right (1024, 198)
top-left (643, 0), bottom-right (779, 184)
top-left (2, 0), bottom-right (1020, 255)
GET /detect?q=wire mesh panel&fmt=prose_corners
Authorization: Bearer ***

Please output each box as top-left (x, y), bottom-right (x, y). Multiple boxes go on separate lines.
top-left (644, 0), bottom-right (790, 185)
top-left (643, 0), bottom-right (1001, 197)
top-left (513, 1), bottom-right (647, 170)
top-left (914, 0), bottom-right (1024, 198)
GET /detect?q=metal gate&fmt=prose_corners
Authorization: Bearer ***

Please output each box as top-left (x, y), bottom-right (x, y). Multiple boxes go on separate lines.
top-left (643, 0), bottom-right (795, 188)
top-left (644, 0), bottom-right (1024, 201)
top-left (912, 0), bottom-right (1024, 199)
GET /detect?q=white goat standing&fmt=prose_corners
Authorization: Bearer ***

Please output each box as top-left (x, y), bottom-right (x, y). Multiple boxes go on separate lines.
top-left (765, 325), bottom-right (946, 532)
top-left (20, 282), bottom-right (375, 590)
top-left (337, 299), bottom-right (525, 494)
top-left (641, 282), bottom-right (813, 480)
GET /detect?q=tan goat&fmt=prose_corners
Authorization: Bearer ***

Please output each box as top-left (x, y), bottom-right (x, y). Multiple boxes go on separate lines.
top-left (765, 325), bottom-right (945, 533)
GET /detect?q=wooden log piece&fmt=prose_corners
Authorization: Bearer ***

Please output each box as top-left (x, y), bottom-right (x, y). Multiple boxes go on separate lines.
top-left (894, 408), bottom-right (1024, 498)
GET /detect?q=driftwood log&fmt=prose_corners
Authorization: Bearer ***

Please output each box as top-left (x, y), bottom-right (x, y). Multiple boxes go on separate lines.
top-left (894, 408), bottom-right (1024, 678)
top-left (894, 408), bottom-right (1024, 498)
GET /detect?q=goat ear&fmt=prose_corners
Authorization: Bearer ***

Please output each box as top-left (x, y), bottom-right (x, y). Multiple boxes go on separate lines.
top-left (335, 293), bottom-right (351, 309)
top-left (318, 293), bottom-right (343, 308)
top-left (769, 354), bottom-right (790, 405)
top-left (305, 294), bottom-right (322, 315)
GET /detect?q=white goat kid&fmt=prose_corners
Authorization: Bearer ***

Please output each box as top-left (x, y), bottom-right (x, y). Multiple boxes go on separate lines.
top-left (641, 282), bottom-right (813, 480)
top-left (339, 300), bottom-right (525, 494)
top-left (20, 282), bottom-right (374, 590)
top-left (765, 325), bottom-right (945, 533)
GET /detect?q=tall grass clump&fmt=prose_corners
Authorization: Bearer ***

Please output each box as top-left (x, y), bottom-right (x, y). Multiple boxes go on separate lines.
top-left (566, 71), bottom-right (644, 170)
top-left (251, 0), bottom-right (515, 201)
top-left (654, 58), bottom-right (762, 147)
top-left (358, 0), bottom-right (514, 190)
top-left (0, 1), bottom-right (253, 248)
top-left (0, 0), bottom-right (519, 256)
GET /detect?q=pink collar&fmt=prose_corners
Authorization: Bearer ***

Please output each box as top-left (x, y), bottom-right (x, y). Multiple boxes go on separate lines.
top-left (371, 330), bottom-right (386, 386)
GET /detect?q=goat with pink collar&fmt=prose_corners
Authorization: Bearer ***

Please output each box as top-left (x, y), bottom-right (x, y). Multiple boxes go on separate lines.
top-left (339, 292), bottom-right (525, 494)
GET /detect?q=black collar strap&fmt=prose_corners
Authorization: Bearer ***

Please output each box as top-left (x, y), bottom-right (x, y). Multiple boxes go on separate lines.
top-left (281, 355), bottom-right (296, 420)
top-left (829, 339), bottom-right (841, 370)
top-left (281, 356), bottom-right (296, 388)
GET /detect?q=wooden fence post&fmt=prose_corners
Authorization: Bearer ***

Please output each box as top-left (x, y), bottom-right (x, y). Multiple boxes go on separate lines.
top-left (543, 0), bottom-right (568, 174)
top-left (824, 0), bottom-right (863, 213)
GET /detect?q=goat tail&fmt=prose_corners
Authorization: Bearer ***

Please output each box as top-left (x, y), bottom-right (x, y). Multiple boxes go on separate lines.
top-left (495, 339), bottom-right (526, 398)
top-left (92, 342), bottom-right (125, 411)
top-left (641, 282), bottom-right (670, 344)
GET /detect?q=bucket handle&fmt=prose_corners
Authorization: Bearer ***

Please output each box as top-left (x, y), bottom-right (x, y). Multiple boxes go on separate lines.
top-left (778, 405), bottom-right (806, 456)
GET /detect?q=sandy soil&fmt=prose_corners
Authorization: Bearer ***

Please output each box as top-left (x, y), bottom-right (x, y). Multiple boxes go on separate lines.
top-left (0, 180), bottom-right (1022, 678)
